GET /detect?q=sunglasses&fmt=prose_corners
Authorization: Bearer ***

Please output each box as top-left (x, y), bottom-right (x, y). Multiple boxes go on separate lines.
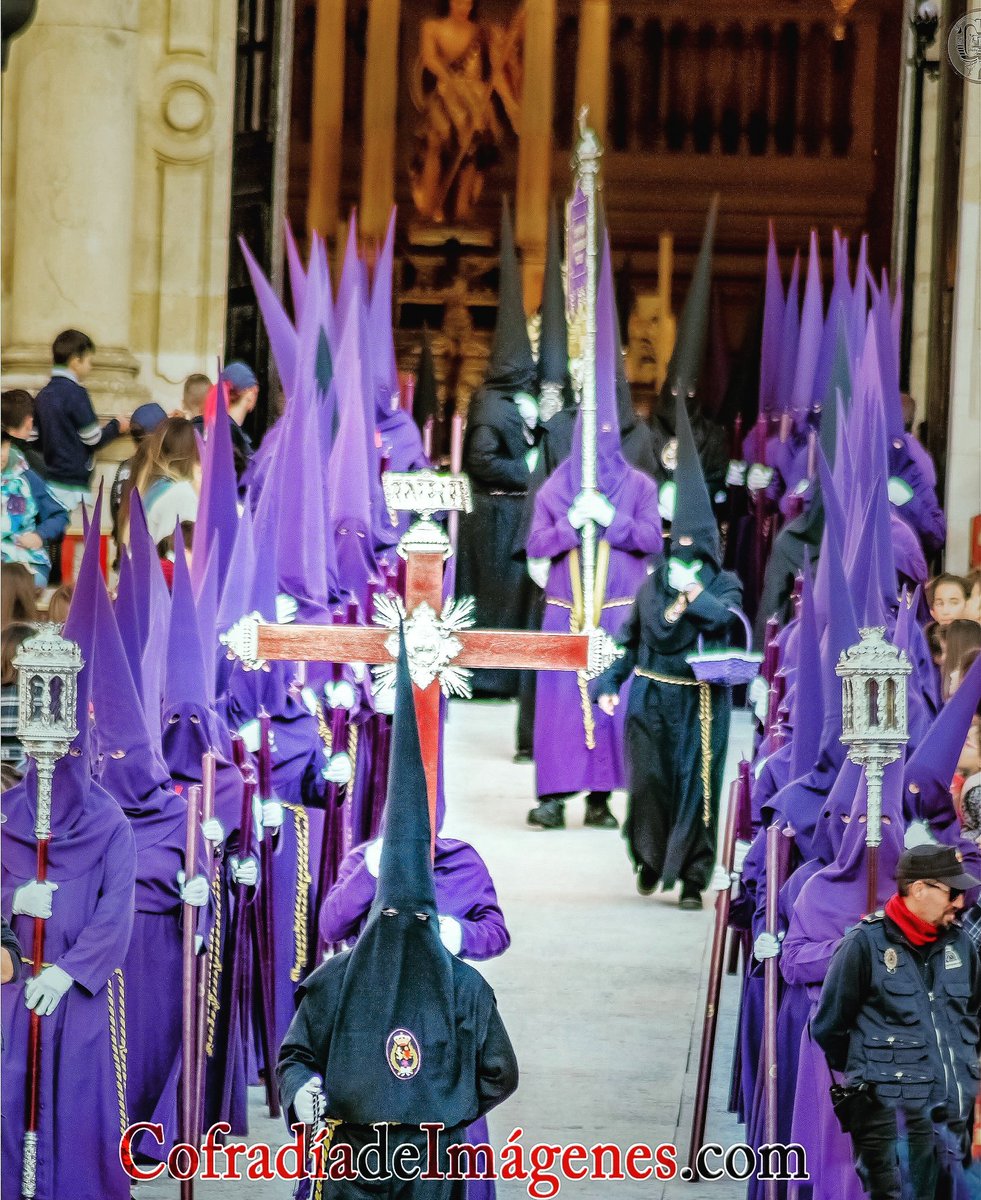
top-left (924, 880), bottom-right (964, 902)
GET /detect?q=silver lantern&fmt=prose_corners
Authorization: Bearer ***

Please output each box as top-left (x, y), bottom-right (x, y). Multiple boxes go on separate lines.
top-left (13, 623), bottom-right (83, 841)
top-left (836, 626), bottom-right (911, 849)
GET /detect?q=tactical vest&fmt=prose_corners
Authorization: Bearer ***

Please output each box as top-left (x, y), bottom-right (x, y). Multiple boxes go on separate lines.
top-left (845, 914), bottom-right (980, 1117)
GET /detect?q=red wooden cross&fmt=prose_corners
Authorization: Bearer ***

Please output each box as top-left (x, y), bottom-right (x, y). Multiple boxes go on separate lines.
top-left (221, 472), bottom-right (621, 833)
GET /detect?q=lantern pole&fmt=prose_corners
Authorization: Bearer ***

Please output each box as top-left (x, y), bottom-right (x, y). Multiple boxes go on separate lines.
top-left (13, 625), bottom-right (82, 1200)
top-left (836, 627), bottom-right (911, 916)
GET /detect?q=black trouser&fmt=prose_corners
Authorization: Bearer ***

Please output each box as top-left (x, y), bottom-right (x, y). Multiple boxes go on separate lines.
top-left (538, 791), bottom-right (611, 807)
top-left (849, 1096), bottom-right (942, 1200)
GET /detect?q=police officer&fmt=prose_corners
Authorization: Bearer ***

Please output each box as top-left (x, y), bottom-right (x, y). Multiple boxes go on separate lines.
top-left (812, 845), bottom-right (981, 1199)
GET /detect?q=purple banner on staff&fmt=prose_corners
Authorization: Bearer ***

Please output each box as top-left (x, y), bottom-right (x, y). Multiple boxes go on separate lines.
top-left (567, 185), bottom-right (589, 319)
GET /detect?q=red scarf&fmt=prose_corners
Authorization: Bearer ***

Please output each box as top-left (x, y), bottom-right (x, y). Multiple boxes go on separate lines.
top-left (885, 893), bottom-right (939, 946)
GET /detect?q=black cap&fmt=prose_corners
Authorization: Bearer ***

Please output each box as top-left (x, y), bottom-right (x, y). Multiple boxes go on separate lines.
top-left (897, 844), bottom-right (981, 892)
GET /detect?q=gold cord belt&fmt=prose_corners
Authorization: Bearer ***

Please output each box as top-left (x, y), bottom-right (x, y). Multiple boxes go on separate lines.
top-left (634, 667), bottom-right (714, 827)
top-left (283, 802), bottom-right (312, 982)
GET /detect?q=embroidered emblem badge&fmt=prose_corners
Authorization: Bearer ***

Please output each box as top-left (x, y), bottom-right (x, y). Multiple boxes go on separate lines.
top-left (386, 1029), bottom-right (421, 1080)
top-left (661, 438), bottom-right (678, 472)
top-left (944, 946), bottom-right (962, 970)
top-left (883, 948), bottom-right (898, 973)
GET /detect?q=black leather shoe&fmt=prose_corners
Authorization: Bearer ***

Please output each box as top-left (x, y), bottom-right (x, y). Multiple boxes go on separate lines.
top-left (527, 799), bottom-right (565, 830)
top-left (584, 800), bottom-right (619, 829)
top-left (636, 865), bottom-right (659, 896)
top-left (513, 750), bottom-right (533, 764)
top-left (679, 884), bottom-right (703, 911)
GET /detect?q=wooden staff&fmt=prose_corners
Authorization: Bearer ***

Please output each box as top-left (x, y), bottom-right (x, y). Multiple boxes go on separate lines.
top-left (192, 754), bottom-right (216, 1141)
top-left (180, 784), bottom-right (203, 1200)
top-left (762, 822), bottom-right (783, 1200)
top-left (219, 767), bottom-right (257, 1124)
top-left (255, 711), bottom-right (281, 1118)
top-left (21, 755), bottom-right (59, 1200)
top-left (688, 778), bottom-right (741, 1173)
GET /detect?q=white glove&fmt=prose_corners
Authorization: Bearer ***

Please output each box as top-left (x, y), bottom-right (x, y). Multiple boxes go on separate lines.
top-left (372, 680), bottom-right (396, 716)
top-left (275, 594), bottom-right (298, 624)
top-left (746, 465), bottom-right (774, 493)
top-left (293, 1075), bottom-right (325, 1125)
top-left (364, 838), bottom-right (383, 878)
top-left (230, 856), bottom-right (259, 887)
top-left (658, 480), bottom-right (677, 522)
top-left (527, 557), bottom-right (551, 589)
top-left (726, 460), bottom-right (747, 487)
top-left (12, 880), bottom-right (58, 919)
top-left (887, 476), bottom-right (914, 507)
top-left (300, 686), bottom-right (320, 716)
top-left (733, 838), bottom-right (751, 875)
top-left (710, 864), bottom-right (733, 892)
top-left (573, 491), bottom-right (616, 528)
top-left (524, 447), bottom-right (540, 474)
top-left (904, 819), bottom-right (938, 849)
top-left (667, 557), bottom-right (703, 593)
top-left (237, 719), bottom-right (262, 753)
top-left (177, 870), bottom-right (210, 907)
top-left (753, 931), bottom-right (784, 961)
top-left (514, 393), bottom-right (539, 429)
top-left (322, 752), bottom-right (352, 786)
top-left (24, 965), bottom-right (73, 1017)
top-left (324, 679), bottom-right (356, 712)
top-left (262, 800), bottom-right (284, 830)
top-left (438, 915), bottom-right (463, 955)
top-left (748, 675), bottom-right (770, 723)
top-left (201, 818), bottom-right (225, 846)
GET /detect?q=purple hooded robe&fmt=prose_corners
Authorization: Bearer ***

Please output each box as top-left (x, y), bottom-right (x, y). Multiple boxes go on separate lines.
top-left (528, 233), bottom-right (662, 797)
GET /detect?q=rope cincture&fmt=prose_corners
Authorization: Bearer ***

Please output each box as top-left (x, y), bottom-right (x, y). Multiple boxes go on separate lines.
top-left (205, 870), bottom-right (223, 1057)
top-left (634, 667), bottom-right (714, 827)
top-left (106, 967), bottom-right (129, 1139)
top-left (282, 802), bottom-right (311, 982)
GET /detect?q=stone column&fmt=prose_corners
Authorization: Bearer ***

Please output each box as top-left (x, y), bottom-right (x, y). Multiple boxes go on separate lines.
top-left (2, 0), bottom-right (146, 415)
top-left (573, 0), bottom-right (610, 145)
top-left (129, 0), bottom-right (238, 404)
top-left (515, 0), bottom-right (557, 311)
top-left (360, 0), bottom-right (401, 242)
top-left (944, 75), bottom-right (980, 572)
top-left (307, 0), bottom-right (347, 243)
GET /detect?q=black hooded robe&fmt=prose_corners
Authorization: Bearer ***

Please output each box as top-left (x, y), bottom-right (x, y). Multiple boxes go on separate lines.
top-left (457, 390), bottom-right (538, 698)
top-left (594, 563), bottom-right (743, 890)
top-left (277, 951), bottom-right (519, 1199)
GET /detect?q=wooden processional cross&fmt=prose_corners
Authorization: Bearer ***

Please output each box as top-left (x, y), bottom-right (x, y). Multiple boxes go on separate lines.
top-left (221, 471), bottom-right (622, 831)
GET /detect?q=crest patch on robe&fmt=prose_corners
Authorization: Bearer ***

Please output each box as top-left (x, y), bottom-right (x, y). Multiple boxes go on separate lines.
top-left (387, 1029), bottom-right (421, 1079)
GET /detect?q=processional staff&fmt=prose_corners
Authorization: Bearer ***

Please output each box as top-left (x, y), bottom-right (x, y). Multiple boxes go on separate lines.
top-left (13, 625), bottom-right (84, 1200)
top-left (566, 108), bottom-right (603, 632)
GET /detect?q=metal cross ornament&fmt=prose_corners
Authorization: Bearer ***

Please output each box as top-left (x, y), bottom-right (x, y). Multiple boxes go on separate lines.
top-left (222, 471), bottom-right (622, 832)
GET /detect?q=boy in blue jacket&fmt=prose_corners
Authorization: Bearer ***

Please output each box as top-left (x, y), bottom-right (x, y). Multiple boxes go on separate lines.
top-left (32, 330), bottom-right (129, 510)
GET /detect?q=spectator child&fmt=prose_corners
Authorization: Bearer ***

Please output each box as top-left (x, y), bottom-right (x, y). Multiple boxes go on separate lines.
top-left (32, 330), bottom-right (129, 511)
top-left (45, 584), bottom-right (74, 625)
top-left (1, 428), bottom-right (70, 586)
top-left (182, 373), bottom-right (211, 421)
top-left (928, 572), bottom-right (968, 627)
top-left (0, 564), bottom-right (37, 627)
